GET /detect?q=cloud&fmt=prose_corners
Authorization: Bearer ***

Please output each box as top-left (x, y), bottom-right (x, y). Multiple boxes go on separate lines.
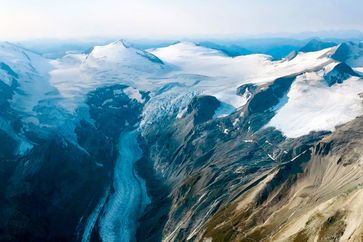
top-left (0, 0), bottom-right (362, 40)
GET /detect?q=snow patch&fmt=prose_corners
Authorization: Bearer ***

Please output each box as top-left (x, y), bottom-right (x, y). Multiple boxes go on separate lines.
top-left (124, 87), bottom-right (144, 103)
top-left (267, 73), bottom-right (363, 137)
top-left (213, 102), bottom-right (235, 118)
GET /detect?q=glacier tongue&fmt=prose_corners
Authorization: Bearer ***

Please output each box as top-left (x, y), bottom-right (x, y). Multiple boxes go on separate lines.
top-left (99, 130), bottom-right (150, 242)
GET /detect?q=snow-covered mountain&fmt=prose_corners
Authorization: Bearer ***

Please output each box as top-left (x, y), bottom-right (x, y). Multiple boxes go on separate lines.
top-left (14, 39), bottom-right (358, 139)
top-left (330, 41), bottom-right (363, 68)
top-left (3, 39), bottom-right (361, 141)
top-left (0, 42), bottom-right (55, 114)
top-left (1, 39), bottom-right (363, 242)
top-left (0, 42), bottom-right (61, 154)
top-left (49, 40), bottom-right (168, 112)
top-left (148, 41), bottom-right (363, 138)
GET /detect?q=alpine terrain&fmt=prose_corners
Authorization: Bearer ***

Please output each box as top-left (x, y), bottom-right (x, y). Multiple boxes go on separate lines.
top-left (0, 38), bottom-right (363, 242)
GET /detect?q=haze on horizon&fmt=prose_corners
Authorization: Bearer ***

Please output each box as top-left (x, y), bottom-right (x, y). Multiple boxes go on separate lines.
top-left (1, 0), bottom-right (363, 41)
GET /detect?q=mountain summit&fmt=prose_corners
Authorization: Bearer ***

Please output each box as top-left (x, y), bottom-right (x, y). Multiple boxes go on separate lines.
top-left (299, 38), bottom-right (337, 53)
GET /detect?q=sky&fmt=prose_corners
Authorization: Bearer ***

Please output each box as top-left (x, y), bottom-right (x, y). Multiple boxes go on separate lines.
top-left (0, 0), bottom-right (362, 40)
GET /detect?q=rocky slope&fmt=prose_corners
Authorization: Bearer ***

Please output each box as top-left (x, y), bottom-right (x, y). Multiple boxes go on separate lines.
top-left (138, 86), bottom-right (363, 242)
top-left (203, 116), bottom-right (363, 242)
top-left (136, 76), bottom-right (331, 241)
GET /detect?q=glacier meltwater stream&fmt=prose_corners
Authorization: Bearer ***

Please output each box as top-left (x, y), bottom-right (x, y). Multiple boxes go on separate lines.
top-left (97, 130), bottom-right (150, 242)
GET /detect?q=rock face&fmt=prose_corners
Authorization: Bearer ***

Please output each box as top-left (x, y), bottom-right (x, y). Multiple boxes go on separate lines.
top-left (285, 50), bottom-right (298, 61)
top-left (324, 62), bottom-right (360, 86)
top-left (236, 83), bottom-right (257, 97)
top-left (186, 96), bottom-right (221, 125)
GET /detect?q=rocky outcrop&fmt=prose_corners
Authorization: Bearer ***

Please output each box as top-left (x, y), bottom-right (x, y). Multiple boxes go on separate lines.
top-left (285, 50), bottom-right (298, 61)
top-left (236, 83), bottom-right (257, 97)
top-left (186, 96), bottom-right (221, 125)
top-left (247, 76), bottom-right (295, 114)
top-left (324, 62), bottom-right (360, 86)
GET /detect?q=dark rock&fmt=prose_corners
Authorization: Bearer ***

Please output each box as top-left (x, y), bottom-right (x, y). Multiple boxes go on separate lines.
top-left (331, 42), bottom-right (352, 62)
top-left (186, 95), bottom-right (220, 125)
top-left (324, 62), bottom-right (360, 86)
top-left (285, 50), bottom-right (298, 61)
top-left (247, 76), bottom-right (296, 114)
top-left (236, 83), bottom-right (257, 97)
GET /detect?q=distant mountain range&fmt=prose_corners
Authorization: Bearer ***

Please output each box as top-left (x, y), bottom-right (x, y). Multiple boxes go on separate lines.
top-left (18, 35), bottom-right (362, 60)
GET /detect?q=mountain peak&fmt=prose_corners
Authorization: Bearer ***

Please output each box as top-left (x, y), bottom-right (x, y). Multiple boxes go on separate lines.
top-left (88, 40), bottom-right (133, 59)
top-left (172, 40), bottom-right (198, 47)
top-left (330, 42), bottom-right (353, 62)
top-left (324, 62), bottom-right (360, 86)
top-left (300, 38), bottom-right (337, 53)
top-left (112, 39), bottom-right (131, 48)
top-left (329, 41), bottom-right (363, 67)
top-left (155, 40), bottom-right (223, 56)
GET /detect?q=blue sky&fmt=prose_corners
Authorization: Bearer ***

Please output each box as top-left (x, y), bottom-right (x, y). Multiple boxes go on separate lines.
top-left (0, 0), bottom-right (362, 40)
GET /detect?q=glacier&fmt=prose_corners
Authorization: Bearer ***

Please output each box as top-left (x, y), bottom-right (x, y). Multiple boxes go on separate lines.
top-left (99, 130), bottom-right (150, 242)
